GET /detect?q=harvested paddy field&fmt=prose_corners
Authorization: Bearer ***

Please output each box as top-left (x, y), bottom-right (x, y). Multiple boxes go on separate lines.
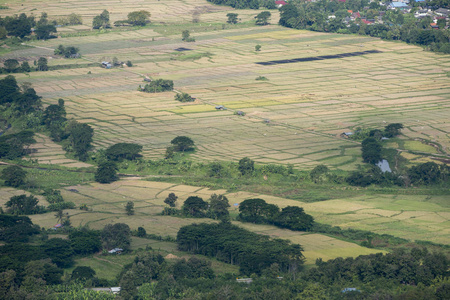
top-left (9, 21), bottom-right (446, 170)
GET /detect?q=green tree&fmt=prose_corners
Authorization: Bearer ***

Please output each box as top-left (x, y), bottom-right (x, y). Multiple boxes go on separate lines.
top-left (384, 123), bottom-right (403, 138)
top-left (255, 44), bottom-right (261, 51)
top-left (127, 10), bottom-right (151, 26)
top-left (125, 201), bottom-right (134, 215)
top-left (20, 61), bottom-right (31, 72)
top-left (171, 136), bottom-right (194, 152)
top-left (255, 11), bottom-right (271, 25)
top-left (37, 57), bottom-right (48, 71)
top-left (101, 223), bottom-right (131, 250)
top-left (310, 164), bottom-right (329, 183)
top-left (137, 226), bottom-right (146, 237)
top-left (35, 24), bottom-right (56, 40)
top-left (208, 194), bottom-right (230, 220)
top-left (273, 206), bottom-right (314, 231)
top-left (5, 194), bottom-right (41, 215)
top-left (67, 13), bottom-right (83, 25)
top-left (142, 79), bottom-right (174, 93)
top-left (238, 198), bottom-right (279, 223)
top-left (182, 196), bottom-right (208, 217)
top-left (93, 10), bottom-right (111, 29)
top-left (0, 75), bottom-right (20, 104)
top-left (66, 121), bottom-right (94, 161)
top-left (164, 192), bottom-right (178, 207)
top-left (1, 165), bottom-right (27, 187)
top-left (361, 137), bottom-right (382, 164)
top-left (105, 143), bottom-right (142, 161)
top-left (69, 229), bottom-right (102, 255)
top-left (226, 13), bottom-right (238, 24)
top-left (181, 30), bottom-right (195, 42)
top-left (238, 157), bottom-right (254, 175)
top-left (182, 30), bottom-right (190, 41)
top-left (3, 59), bottom-right (20, 73)
top-left (95, 161), bottom-right (118, 183)
top-left (4, 13), bottom-right (34, 38)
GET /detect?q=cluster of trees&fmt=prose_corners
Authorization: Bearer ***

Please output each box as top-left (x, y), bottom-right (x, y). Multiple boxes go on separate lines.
top-left (238, 198), bottom-right (315, 231)
top-left (177, 222), bottom-right (305, 275)
top-left (162, 193), bottom-right (230, 220)
top-left (1, 57), bottom-right (50, 74)
top-left (0, 75), bottom-right (41, 116)
top-left (0, 13), bottom-right (36, 39)
top-left (408, 161), bottom-right (450, 186)
top-left (0, 76), bottom-right (94, 161)
top-left (206, 0), bottom-right (277, 9)
top-left (174, 92), bottom-right (195, 102)
top-left (350, 123), bottom-right (404, 141)
top-left (279, 3), bottom-right (450, 53)
top-left (53, 45), bottom-right (80, 58)
top-left (306, 248), bottom-right (448, 288)
top-left (141, 79), bottom-right (174, 93)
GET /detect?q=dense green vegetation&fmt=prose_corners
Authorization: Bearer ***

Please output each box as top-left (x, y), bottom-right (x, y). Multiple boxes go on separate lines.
top-left (177, 222), bottom-right (305, 275)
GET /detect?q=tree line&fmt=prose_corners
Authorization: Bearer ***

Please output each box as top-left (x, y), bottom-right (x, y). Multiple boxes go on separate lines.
top-left (279, 2), bottom-right (450, 53)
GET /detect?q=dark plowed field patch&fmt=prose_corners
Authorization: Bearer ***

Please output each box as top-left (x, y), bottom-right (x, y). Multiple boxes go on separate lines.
top-left (256, 50), bottom-right (382, 66)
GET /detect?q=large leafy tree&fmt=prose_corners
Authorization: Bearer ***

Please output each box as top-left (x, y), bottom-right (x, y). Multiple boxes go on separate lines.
top-left (0, 131), bottom-right (36, 159)
top-left (93, 10), bottom-right (111, 29)
top-left (208, 194), bottom-right (230, 220)
top-left (0, 75), bottom-right (20, 104)
top-left (1, 165), bottom-right (27, 187)
top-left (4, 13), bottom-right (34, 38)
top-left (238, 198), bottom-right (279, 223)
top-left (35, 24), bottom-right (56, 40)
top-left (101, 223), bottom-right (131, 250)
top-left (69, 229), bottom-right (102, 255)
top-left (3, 59), bottom-right (19, 73)
top-left (182, 196), bottom-right (208, 217)
top-left (164, 193), bottom-right (178, 207)
top-left (171, 136), bottom-right (194, 152)
top-left (66, 121), bottom-right (94, 161)
top-left (361, 137), bottom-right (382, 164)
top-left (238, 157), bottom-right (255, 175)
top-left (105, 143), bottom-right (142, 161)
top-left (127, 10), bottom-right (151, 26)
top-left (255, 11), bottom-right (271, 25)
top-left (95, 161), bottom-right (118, 184)
top-left (273, 206), bottom-right (314, 231)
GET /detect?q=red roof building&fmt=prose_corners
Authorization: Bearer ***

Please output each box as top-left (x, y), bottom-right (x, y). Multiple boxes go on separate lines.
top-left (275, 0), bottom-right (287, 6)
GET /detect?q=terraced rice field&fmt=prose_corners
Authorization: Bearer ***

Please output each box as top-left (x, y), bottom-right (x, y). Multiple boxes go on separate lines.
top-left (8, 23), bottom-right (446, 170)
